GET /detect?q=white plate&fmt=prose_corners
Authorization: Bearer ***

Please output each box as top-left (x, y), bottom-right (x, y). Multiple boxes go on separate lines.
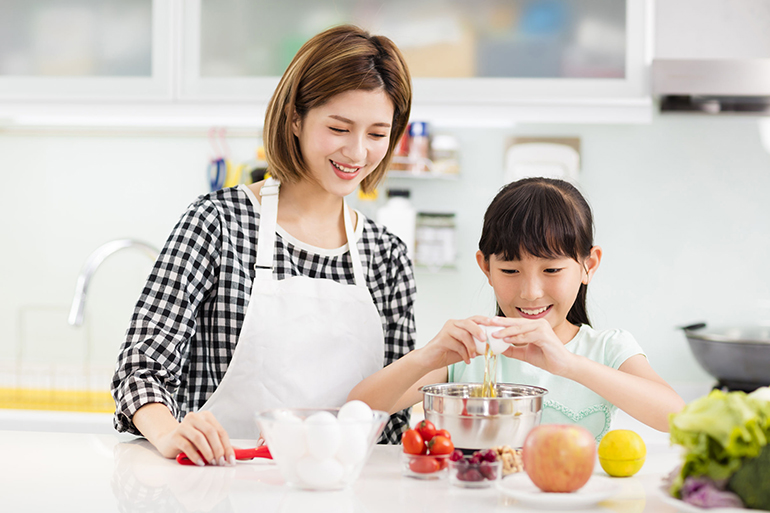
top-left (496, 473), bottom-right (621, 510)
top-left (657, 485), bottom-right (746, 513)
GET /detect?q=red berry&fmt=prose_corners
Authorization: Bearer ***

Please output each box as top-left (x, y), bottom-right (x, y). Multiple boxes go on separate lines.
top-left (483, 449), bottom-right (498, 462)
top-left (479, 461), bottom-right (497, 480)
top-left (459, 468), bottom-right (484, 482)
top-left (449, 450), bottom-right (464, 462)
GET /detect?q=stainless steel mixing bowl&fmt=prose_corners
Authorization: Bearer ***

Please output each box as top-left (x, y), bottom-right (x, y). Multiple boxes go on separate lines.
top-left (420, 383), bottom-right (547, 450)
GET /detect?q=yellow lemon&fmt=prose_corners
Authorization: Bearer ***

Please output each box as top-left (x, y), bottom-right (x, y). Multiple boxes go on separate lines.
top-left (598, 429), bottom-right (646, 477)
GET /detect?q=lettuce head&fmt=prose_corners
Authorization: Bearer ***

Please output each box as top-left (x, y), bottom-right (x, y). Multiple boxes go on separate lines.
top-left (668, 388), bottom-right (770, 496)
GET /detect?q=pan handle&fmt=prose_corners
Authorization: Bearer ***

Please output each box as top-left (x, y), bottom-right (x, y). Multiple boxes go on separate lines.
top-left (679, 322), bottom-right (707, 331)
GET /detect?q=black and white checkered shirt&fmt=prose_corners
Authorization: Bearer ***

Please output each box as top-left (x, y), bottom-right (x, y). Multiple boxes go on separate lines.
top-left (111, 186), bottom-right (416, 444)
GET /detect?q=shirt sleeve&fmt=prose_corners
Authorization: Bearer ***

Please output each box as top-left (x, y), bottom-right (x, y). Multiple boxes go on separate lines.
top-left (376, 235), bottom-right (417, 444)
top-left (603, 329), bottom-right (647, 370)
top-left (111, 197), bottom-right (221, 435)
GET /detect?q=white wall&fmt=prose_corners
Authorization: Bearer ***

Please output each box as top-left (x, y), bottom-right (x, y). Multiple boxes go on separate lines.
top-left (2, 111), bottom-right (769, 392)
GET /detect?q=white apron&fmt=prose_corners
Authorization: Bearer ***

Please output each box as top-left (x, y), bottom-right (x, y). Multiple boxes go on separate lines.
top-left (200, 178), bottom-right (385, 439)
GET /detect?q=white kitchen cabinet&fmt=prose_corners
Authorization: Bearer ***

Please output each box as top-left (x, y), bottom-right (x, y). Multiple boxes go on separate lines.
top-left (0, 0), bottom-right (651, 127)
top-left (180, 0), bottom-right (652, 124)
top-left (0, 0), bottom-right (174, 101)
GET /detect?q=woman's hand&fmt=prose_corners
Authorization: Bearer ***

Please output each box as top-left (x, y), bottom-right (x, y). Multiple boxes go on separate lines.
top-left (133, 404), bottom-right (235, 467)
top-left (415, 315), bottom-right (492, 370)
top-left (157, 411), bottom-right (235, 466)
top-left (492, 317), bottom-right (576, 376)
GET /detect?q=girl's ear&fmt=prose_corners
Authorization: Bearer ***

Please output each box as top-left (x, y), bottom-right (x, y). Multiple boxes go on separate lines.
top-left (476, 251), bottom-right (492, 284)
top-left (582, 246), bottom-right (602, 284)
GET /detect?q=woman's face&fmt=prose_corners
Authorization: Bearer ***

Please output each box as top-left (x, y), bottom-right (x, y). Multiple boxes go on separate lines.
top-left (477, 250), bottom-right (600, 340)
top-left (292, 88), bottom-right (394, 198)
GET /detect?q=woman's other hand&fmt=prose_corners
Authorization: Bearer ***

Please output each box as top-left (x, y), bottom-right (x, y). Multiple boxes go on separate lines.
top-left (133, 404), bottom-right (235, 466)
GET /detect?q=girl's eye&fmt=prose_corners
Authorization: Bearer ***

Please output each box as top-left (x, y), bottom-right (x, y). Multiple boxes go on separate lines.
top-left (369, 133), bottom-right (387, 139)
top-left (329, 127), bottom-right (347, 133)
top-left (500, 269), bottom-right (519, 275)
top-left (544, 268), bottom-right (563, 274)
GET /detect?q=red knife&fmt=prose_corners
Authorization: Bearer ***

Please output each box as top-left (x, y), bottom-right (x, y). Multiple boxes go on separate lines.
top-left (176, 446), bottom-right (272, 465)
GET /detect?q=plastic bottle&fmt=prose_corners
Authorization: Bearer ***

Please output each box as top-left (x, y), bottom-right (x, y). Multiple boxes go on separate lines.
top-left (408, 122), bottom-right (430, 173)
top-left (376, 189), bottom-right (417, 261)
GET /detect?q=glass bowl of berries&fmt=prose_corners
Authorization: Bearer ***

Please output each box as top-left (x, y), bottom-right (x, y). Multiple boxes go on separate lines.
top-left (448, 449), bottom-right (503, 488)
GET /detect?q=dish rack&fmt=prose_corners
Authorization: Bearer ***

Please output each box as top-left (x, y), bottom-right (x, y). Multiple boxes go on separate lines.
top-left (0, 305), bottom-right (115, 413)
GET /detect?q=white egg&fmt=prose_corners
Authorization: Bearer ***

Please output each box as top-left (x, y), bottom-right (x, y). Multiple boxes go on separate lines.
top-left (269, 412), bottom-right (307, 461)
top-left (304, 411), bottom-right (341, 460)
top-left (474, 325), bottom-right (508, 356)
top-left (336, 421), bottom-right (369, 466)
top-left (337, 400), bottom-right (373, 422)
top-left (295, 456), bottom-right (344, 489)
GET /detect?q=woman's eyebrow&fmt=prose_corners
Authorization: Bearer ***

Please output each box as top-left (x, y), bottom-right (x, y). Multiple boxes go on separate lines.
top-left (328, 114), bottom-right (391, 128)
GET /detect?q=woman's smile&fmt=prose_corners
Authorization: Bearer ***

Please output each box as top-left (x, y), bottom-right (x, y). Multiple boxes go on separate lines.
top-left (330, 159), bottom-right (362, 180)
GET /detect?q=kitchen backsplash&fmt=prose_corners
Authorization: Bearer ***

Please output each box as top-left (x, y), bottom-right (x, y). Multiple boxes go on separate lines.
top-left (2, 111), bottom-right (769, 388)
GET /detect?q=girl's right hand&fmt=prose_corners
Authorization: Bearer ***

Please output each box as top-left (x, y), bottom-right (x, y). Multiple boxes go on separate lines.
top-left (416, 315), bottom-right (492, 369)
top-left (154, 411), bottom-right (235, 466)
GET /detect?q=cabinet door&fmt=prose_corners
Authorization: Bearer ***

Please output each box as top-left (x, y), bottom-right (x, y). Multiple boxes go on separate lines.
top-left (0, 0), bottom-right (173, 100)
top-left (180, 0), bottom-right (648, 107)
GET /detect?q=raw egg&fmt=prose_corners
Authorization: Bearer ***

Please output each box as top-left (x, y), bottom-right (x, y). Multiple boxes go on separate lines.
top-left (304, 411), bottom-right (341, 460)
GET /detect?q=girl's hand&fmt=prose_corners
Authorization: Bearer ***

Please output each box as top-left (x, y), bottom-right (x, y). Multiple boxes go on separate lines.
top-left (415, 315), bottom-right (492, 370)
top-left (154, 411), bottom-right (235, 466)
top-left (491, 317), bottom-right (576, 376)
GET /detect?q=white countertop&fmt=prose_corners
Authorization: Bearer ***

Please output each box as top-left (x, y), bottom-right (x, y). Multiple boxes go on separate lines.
top-left (0, 427), bottom-right (688, 513)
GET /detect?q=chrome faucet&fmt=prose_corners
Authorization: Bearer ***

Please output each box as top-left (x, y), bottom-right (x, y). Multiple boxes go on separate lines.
top-left (68, 239), bottom-right (160, 326)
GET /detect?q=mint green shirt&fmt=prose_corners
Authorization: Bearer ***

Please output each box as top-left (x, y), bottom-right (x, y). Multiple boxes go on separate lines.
top-left (448, 325), bottom-right (646, 441)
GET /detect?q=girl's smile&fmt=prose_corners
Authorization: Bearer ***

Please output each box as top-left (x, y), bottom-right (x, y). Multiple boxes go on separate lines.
top-left (516, 305), bottom-right (552, 319)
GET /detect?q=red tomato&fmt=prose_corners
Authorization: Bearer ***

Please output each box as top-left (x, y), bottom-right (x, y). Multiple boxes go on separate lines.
top-left (427, 435), bottom-right (454, 455)
top-left (416, 420), bottom-right (437, 442)
top-left (409, 456), bottom-right (441, 474)
top-left (435, 429), bottom-right (451, 440)
top-left (401, 429), bottom-right (426, 455)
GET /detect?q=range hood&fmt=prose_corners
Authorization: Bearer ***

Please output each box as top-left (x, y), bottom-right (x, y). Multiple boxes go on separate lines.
top-left (653, 0), bottom-right (770, 114)
top-left (653, 59), bottom-right (770, 114)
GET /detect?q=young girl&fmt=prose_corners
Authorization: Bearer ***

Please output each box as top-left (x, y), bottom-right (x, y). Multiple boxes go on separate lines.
top-left (348, 177), bottom-right (685, 440)
top-left (112, 25), bottom-right (415, 466)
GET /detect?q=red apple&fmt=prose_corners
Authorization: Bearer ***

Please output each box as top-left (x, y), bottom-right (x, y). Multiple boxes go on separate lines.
top-left (522, 424), bottom-right (596, 493)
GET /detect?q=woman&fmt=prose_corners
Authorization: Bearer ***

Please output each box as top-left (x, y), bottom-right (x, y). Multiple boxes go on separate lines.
top-left (111, 25), bottom-right (415, 467)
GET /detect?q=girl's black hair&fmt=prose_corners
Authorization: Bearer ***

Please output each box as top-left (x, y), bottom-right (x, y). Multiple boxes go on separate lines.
top-left (478, 177), bottom-right (594, 326)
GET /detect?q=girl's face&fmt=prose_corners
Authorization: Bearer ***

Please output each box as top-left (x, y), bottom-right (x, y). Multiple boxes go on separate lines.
top-left (292, 88), bottom-right (394, 198)
top-left (476, 249), bottom-right (601, 341)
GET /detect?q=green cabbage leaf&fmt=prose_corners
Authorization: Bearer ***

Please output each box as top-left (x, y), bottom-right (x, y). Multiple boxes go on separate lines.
top-left (668, 388), bottom-right (770, 496)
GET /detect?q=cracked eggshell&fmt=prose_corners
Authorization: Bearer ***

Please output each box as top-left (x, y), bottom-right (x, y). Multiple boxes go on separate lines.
top-left (304, 411), bottom-right (341, 460)
top-left (474, 325), bottom-right (508, 355)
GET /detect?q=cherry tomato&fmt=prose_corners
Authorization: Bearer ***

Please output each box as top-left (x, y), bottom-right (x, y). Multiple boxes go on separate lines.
top-left (416, 420), bottom-right (437, 442)
top-left (435, 429), bottom-right (451, 440)
top-left (427, 435), bottom-right (454, 455)
top-left (409, 456), bottom-right (441, 474)
top-left (401, 429), bottom-right (426, 455)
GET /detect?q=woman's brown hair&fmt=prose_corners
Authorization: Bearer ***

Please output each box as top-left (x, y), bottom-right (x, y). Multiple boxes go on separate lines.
top-left (263, 24), bottom-right (412, 194)
top-left (478, 178), bottom-right (595, 326)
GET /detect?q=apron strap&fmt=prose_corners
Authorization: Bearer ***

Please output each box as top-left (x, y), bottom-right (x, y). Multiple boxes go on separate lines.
top-left (255, 177), bottom-right (280, 281)
top-left (255, 177), bottom-right (366, 288)
top-left (343, 201), bottom-right (366, 288)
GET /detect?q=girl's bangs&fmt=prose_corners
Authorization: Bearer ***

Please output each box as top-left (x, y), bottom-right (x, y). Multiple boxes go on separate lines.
top-left (488, 187), bottom-right (585, 262)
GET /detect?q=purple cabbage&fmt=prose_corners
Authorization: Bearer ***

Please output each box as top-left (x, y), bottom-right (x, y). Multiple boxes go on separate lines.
top-left (679, 476), bottom-right (745, 509)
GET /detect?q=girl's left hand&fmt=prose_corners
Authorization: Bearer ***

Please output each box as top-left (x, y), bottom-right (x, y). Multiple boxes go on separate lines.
top-left (490, 317), bottom-right (575, 377)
